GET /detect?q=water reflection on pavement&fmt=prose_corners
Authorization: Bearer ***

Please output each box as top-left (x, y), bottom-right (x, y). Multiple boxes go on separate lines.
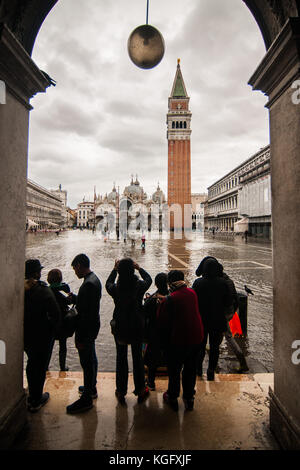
top-left (26, 230), bottom-right (273, 373)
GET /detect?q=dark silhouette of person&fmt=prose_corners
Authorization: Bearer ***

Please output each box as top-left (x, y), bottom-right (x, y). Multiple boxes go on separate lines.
top-left (47, 269), bottom-right (72, 371)
top-left (66, 254), bottom-right (102, 414)
top-left (143, 272), bottom-right (169, 390)
top-left (192, 258), bottom-right (231, 381)
top-left (24, 259), bottom-right (61, 412)
top-left (157, 270), bottom-right (204, 411)
top-left (194, 256), bottom-right (249, 373)
top-left (106, 258), bottom-right (152, 404)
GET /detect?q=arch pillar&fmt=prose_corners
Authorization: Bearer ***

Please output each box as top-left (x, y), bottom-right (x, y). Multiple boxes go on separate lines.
top-left (249, 18), bottom-right (300, 450)
top-left (0, 24), bottom-right (50, 448)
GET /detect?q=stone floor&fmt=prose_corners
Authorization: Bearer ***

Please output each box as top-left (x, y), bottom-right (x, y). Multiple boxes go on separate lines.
top-left (14, 371), bottom-right (279, 450)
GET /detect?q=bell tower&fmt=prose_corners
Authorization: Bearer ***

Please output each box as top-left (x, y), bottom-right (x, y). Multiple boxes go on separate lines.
top-left (167, 59), bottom-right (192, 230)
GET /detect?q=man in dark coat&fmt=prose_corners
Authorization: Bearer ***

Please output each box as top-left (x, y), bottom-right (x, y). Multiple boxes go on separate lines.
top-left (157, 270), bottom-right (204, 411)
top-left (192, 258), bottom-right (231, 381)
top-left (24, 259), bottom-right (61, 412)
top-left (195, 256), bottom-right (249, 373)
top-left (66, 254), bottom-right (102, 414)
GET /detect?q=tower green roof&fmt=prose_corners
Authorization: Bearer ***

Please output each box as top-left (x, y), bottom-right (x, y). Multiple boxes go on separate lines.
top-left (171, 60), bottom-right (188, 98)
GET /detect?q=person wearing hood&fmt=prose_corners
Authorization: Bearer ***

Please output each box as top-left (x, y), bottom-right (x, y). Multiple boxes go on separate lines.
top-left (194, 256), bottom-right (249, 373)
top-left (24, 259), bottom-right (61, 412)
top-left (192, 258), bottom-right (231, 381)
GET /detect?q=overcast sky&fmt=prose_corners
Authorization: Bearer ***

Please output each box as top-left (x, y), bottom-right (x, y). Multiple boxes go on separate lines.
top-left (28, 0), bottom-right (269, 208)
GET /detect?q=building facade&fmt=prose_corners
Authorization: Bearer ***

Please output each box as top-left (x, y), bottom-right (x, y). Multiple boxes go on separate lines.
top-left (167, 59), bottom-right (192, 229)
top-left (77, 201), bottom-right (95, 228)
top-left (50, 184), bottom-right (68, 227)
top-left (78, 177), bottom-right (167, 235)
top-left (205, 145), bottom-right (271, 238)
top-left (191, 193), bottom-right (207, 230)
top-left (26, 179), bottom-right (64, 230)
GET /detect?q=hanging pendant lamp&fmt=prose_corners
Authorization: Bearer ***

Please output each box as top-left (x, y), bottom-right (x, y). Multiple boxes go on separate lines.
top-left (128, 0), bottom-right (165, 69)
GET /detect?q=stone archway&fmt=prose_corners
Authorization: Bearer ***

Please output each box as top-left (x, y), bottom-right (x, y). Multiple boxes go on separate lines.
top-left (0, 0), bottom-right (299, 449)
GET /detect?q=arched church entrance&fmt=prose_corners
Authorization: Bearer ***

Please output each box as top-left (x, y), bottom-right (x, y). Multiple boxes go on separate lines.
top-left (0, 0), bottom-right (299, 449)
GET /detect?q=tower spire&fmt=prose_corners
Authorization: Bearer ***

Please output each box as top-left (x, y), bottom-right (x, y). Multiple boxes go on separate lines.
top-left (167, 60), bottom-right (192, 230)
top-left (170, 59), bottom-right (188, 98)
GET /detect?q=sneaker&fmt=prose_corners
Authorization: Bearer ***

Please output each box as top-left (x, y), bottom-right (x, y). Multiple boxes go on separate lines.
top-left (78, 385), bottom-right (98, 399)
top-left (115, 390), bottom-right (126, 404)
top-left (183, 398), bottom-right (194, 411)
top-left (207, 368), bottom-right (215, 381)
top-left (66, 397), bottom-right (93, 414)
top-left (27, 392), bottom-right (50, 413)
top-left (137, 387), bottom-right (150, 404)
top-left (163, 392), bottom-right (178, 411)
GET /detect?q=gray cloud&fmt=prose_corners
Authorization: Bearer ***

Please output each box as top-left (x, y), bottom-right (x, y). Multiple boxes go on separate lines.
top-left (29, 0), bottom-right (269, 209)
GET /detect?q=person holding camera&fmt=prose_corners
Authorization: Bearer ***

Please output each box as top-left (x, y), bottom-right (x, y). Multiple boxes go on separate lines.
top-left (106, 258), bottom-right (152, 404)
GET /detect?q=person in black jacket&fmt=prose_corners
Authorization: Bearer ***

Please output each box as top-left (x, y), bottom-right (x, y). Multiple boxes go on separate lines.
top-left (143, 273), bottom-right (169, 390)
top-left (47, 269), bottom-right (73, 371)
top-left (106, 258), bottom-right (152, 404)
top-left (24, 259), bottom-right (61, 413)
top-left (66, 254), bottom-right (102, 414)
top-left (195, 256), bottom-right (249, 373)
top-left (192, 258), bottom-right (231, 381)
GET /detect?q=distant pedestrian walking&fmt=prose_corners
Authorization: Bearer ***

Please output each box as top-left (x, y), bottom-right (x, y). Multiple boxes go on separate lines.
top-left (143, 273), bottom-right (169, 390)
top-left (47, 269), bottom-right (73, 372)
top-left (24, 259), bottom-right (61, 412)
top-left (141, 234), bottom-right (146, 249)
top-left (106, 258), bottom-right (152, 404)
top-left (192, 258), bottom-right (231, 381)
top-left (66, 254), bottom-right (102, 414)
top-left (157, 270), bottom-right (204, 411)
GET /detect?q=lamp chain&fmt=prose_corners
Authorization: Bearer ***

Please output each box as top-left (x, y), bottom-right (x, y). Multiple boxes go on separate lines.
top-left (146, 0), bottom-right (149, 25)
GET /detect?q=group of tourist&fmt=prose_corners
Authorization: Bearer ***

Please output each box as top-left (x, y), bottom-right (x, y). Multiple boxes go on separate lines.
top-left (24, 253), bottom-right (248, 414)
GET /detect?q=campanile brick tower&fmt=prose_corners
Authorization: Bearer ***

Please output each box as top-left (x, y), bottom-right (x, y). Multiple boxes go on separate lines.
top-left (167, 59), bottom-right (192, 230)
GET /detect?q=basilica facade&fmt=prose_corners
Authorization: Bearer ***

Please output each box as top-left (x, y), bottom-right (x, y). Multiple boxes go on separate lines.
top-left (78, 176), bottom-right (166, 234)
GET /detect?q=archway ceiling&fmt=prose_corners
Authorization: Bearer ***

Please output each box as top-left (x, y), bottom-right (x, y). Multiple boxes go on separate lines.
top-left (0, 0), bottom-right (299, 54)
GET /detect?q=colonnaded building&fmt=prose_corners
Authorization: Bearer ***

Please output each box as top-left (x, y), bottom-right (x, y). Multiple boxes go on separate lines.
top-left (26, 181), bottom-right (72, 230)
top-left (204, 145), bottom-right (271, 239)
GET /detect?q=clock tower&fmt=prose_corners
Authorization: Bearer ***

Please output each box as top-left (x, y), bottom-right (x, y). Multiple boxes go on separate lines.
top-left (167, 59), bottom-right (192, 230)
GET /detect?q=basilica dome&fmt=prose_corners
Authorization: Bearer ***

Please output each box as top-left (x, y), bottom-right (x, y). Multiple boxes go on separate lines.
top-left (107, 184), bottom-right (118, 203)
top-left (152, 183), bottom-right (166, 204)
top-left (124, 176), bottom-right (147, 200)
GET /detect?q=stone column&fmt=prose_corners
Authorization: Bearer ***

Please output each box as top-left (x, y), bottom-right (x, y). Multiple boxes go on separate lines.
top-left (249, 18), bottom-right (300, 449)
top-left (0, 24), bottom-right (49, 448)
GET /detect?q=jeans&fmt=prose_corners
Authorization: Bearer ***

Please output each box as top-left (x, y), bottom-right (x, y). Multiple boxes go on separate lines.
top-left (25, 338), bottom-right (53, 404)
top-left (115, 340), bottom-right (145, 395)
top-left (76, 339), bottom-right (98, 399)
top-left (166, 345), bottom-right (200, 400)
top-left (46, 337), bottom-right (68, 370)
top-left (198, 330), bottom-right (224, 372)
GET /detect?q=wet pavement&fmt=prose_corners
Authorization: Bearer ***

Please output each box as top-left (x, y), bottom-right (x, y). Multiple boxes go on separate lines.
top-left (25, 230), bottom-right (273, 373)
top-left (15, 372), bottom-right (278, 450)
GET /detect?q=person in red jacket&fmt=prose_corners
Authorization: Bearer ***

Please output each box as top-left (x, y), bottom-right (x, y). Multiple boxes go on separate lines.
top-left (157, 270), bottom-right (204, 411)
